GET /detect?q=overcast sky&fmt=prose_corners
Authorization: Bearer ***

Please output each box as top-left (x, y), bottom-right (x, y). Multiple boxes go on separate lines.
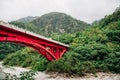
top-left (0, 0), bottom-right (120, 23)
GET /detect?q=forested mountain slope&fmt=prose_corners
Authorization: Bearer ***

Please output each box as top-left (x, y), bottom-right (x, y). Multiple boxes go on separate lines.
top-left (99, 6), bottom-right (120, 28)
top-left (31, 12), bottom-right (90, 35)
top-left (10, 12), bottom-right (90, 36)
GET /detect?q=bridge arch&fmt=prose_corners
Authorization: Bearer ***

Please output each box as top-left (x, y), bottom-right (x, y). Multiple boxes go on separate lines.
top-left (0, 22), bottom-right (69, 61)
top-left (0, 37), bottom-right (57, 61)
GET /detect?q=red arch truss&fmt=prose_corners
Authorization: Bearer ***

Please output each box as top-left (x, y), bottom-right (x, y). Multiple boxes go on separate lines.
top-left (0, 22), bottom-right (69, 61)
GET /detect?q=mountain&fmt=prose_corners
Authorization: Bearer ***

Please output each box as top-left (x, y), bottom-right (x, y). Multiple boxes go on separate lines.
top-left (16, 16), bottom-right (38, 22)
top-left (31, 12), bottom-right (90, 35)
top-left (10, 12), bottom-right (90, 36)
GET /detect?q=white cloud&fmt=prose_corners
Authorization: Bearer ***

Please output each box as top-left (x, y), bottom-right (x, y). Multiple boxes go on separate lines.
top-left (0, 0), bottom-right (120, 23)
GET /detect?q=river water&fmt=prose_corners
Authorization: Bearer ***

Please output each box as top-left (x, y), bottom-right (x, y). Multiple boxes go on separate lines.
top-left (0, 61), bottom-right (120, 80)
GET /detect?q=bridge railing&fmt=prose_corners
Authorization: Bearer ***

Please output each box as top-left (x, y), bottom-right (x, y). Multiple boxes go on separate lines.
top-left (0, 21), bottom-right (69, 47)
top-left (0, 21), bottom-right (27, 33)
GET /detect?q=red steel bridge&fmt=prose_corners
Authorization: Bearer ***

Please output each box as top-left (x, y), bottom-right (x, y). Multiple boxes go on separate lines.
top-left (0, 21), bottom-right (69, 61)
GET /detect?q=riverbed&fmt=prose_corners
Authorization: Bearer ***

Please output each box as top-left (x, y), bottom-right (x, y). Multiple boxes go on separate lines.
top-left (0, 62), bottom-right (120, 80)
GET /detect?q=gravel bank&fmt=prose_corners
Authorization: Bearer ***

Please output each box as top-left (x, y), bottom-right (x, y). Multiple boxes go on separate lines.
top-left (0, 62), bottom-right (120, 80)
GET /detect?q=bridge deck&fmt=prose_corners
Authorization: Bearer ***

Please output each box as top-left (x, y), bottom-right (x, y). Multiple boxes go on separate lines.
top-left (0, 21), bottom-right (69, 47)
